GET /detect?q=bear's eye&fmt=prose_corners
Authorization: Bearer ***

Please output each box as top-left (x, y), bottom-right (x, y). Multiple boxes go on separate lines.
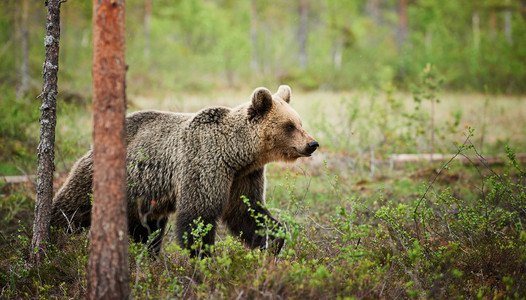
top-left (285, 123), bottom-right (296, 132)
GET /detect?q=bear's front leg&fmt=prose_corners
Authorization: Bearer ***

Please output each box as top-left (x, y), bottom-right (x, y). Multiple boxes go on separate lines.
top-left (222, 168), bottom-right (285, 255)
top-left (175, 171), bottom-right (231, 258)
top-left (175, 209), bottom-right (218, 258)
top-left (129, 217), bottom-right (168, 256)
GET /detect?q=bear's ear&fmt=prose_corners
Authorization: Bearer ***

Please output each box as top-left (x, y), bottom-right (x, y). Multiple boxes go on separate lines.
top-left (274, 85), bottom-right (291, 103)
top-left (250, 87), bottom-right (273, 115)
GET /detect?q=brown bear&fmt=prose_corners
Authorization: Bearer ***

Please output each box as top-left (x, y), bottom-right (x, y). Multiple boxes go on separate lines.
top-left (50, 85), bottom-right (319, 257)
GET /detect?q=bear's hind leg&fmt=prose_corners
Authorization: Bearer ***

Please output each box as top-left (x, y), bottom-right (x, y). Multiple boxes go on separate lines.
top-left (130, 217), bottom-right (168, 256)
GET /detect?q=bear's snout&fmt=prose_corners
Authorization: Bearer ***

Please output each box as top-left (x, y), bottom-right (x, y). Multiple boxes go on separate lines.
top-left (306, 141), bottom-right (319, 154)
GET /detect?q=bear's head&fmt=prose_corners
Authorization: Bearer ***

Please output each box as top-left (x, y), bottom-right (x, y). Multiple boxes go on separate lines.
top-left (249, 85), bottom-right (319, 163)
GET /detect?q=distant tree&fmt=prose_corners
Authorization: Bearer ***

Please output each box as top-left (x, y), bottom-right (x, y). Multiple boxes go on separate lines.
top-left (397, 0), bottom-right (407, 49)
top-left (17, 0), bottom-right (29, 99)
top-left (397, 0), bottom-right (407, 78)
top-left (366, 0), bottom-right (380, 26)
top-left (250, 0), bottom-right (259, 72)
top-left (472, 10), bottom-right (480, 50)
top-left (297, 0), bottom-right (308, 70)
top-left (87, 0), bottom-right (129, 298)
top-left (30, 0), bottom-right (65, 265)
top-left (144, 0), bottom-right (151, 58)
top-left (504, 0), bottom-right (512, 44)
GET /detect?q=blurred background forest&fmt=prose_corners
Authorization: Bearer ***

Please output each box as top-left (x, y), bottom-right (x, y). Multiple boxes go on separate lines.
top-left (1, 0), bottom-right (526, 174)
top-left (2, 0), bottom-right (526, 94)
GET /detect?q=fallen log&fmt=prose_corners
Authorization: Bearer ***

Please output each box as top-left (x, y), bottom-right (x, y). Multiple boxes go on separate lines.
top-left (389, 153), bottom-right (526, 165)
top-left (1, 175), bottom-right (36, 184)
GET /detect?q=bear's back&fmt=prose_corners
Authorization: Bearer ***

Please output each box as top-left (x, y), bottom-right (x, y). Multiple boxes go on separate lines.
top-left (126, 110), bottom-right (192, 140)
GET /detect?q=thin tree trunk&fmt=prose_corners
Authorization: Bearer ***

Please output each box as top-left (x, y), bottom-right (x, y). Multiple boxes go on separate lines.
top-left (88, 0), bottom-right (129, 299)
top-left (397, 0), bottom-right (407, 78)
top-left (397, 0), bottom-right (407, 49)
top-left (30, 0), bottom-right (65, 265)
top-left (250, 0), bottom-right (258, 72)
top-left (331, 40), bottom-right (342, 70)
top-left (504, 0), bottom-right (512, 44)
top-left (490, 10), bottom-right (497, 39)
top-left (298, 0), bottom-right (308, 70)
top-left (17, 0), bottom-right (30, 99)
top-left (144, 0), bottom-right (151, 58)
top-left (366, 0), bottom-right (380, 26)
top-left (472, 11), bottom-right (480, 50)
top-left (14, 0), bottom-right (20, 98)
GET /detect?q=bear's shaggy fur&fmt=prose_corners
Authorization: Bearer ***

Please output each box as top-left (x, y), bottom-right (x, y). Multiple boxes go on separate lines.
top-left (50, 85), bottom-right (319, 256)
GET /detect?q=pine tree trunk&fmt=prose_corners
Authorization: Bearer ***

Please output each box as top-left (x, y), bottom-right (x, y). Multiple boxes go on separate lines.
top-left (397, 0), bottom-right (407, 49)
top-left (397, 0), bottom-right (407, 77)
top-left (88, 0), bottom-right (129, 299)
top-left (30, 0), bottom-right (64, 265)
top-left (490, 10), bottom-right (497, 39)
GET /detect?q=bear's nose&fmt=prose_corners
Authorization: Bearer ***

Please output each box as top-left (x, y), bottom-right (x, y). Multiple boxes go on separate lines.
top-left (306, 141), bottom-right (319, 154)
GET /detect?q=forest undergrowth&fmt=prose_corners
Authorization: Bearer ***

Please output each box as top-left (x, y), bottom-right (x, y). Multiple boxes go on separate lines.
top-left (1, 68), bottom-right (526, 298)
top-left (1, 130), bottom-right (525, 298)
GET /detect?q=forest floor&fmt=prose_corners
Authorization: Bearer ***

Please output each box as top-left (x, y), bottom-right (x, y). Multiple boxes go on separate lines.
top-left (1, 90), bottom-right (525, 298)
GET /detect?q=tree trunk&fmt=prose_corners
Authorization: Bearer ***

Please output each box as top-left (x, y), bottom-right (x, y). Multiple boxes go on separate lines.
top-left (144, 0), bottom-right (151, 58)
top-left (17, 0), bottom-right (30, 99)
top-left (297, 0), bottom-right (308, 70)
top-left (88, 0), bottom-right (129, 299)
top-left (366, 0), bottom-right (380, 26)
top-left (30, 0), bottom-right (64, 265)
top-left (489, 10), bottom-right (497, 39)
top-left (331, 40), bottom-right (342, 70)
top-left (250, 0), bottom-right (258, 72)
top-left (504, 0), bottom-right (512, 44)
top-left (397, 0), bottom-right (407, 49)
top-left (472, 11), bottom-right (480, 50)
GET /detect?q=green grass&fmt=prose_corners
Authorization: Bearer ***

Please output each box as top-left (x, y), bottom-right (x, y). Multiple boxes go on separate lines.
top-left (1, 88), bottom-right (525, 298)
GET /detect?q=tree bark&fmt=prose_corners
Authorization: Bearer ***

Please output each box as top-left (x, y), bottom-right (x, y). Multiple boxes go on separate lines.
top-left (297, 0), bottom-right (308, 70)
top-left (88, 0), bottom-right (129, 299)
top-left (397, 0), bottom-right (407, 49)
top-left (30, 0), bottom-right (64, 265)
top-left (366, 0), bottom-right (380, 26)
top-left (472, 11), bottom-right (480, 50)
top-left (250, 0), bottom-right (259, 72)
top-left (504, 0), bottom-right (512, 44)
top-left (489, 10), bottom-right (497, 39)
top-left (144, 0), bottom-right (151, 58)
top-left (19, 0), bottom-right (30, 98)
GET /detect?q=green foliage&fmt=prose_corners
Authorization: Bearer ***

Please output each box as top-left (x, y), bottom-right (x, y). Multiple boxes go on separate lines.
top-left (0, 225), bottom-right (90, 298)
top-left (1, 143), bottom-right (525, 298)
top-left (2, 0), bottom-right (526, 96)
top-left (182, 216), bottom-right (214, 257)
top-left (374, 140), bottom-right (526, 298)
top-left (0, 88), bottom-right (40, 174)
